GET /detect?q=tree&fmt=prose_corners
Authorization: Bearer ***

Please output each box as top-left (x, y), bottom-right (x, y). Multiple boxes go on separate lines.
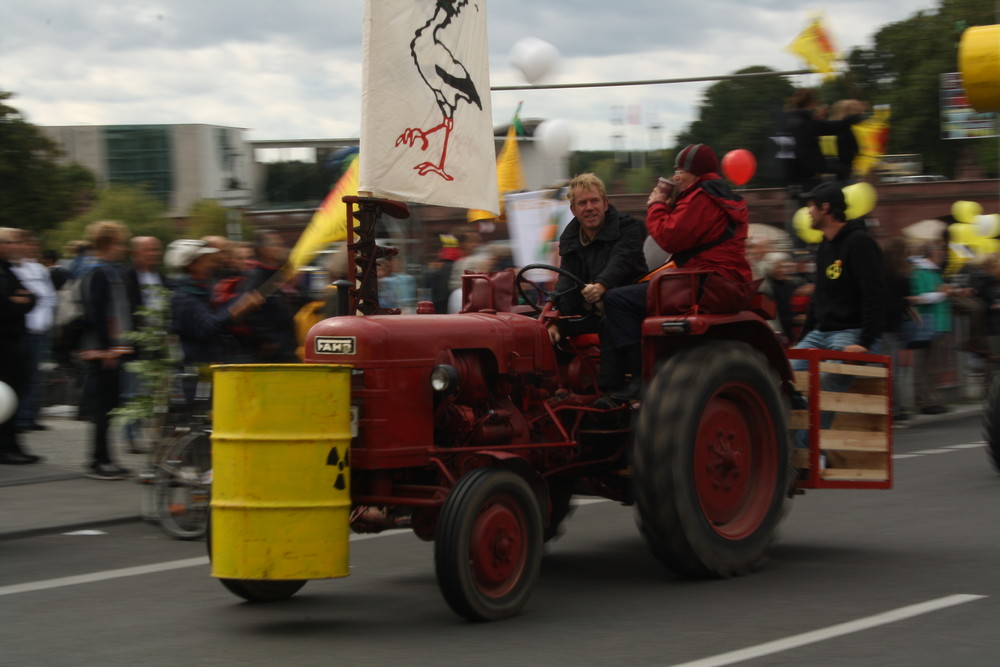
top-left (185, 199), bottom-right (254, 241)
top-left (48, 184), bottom-right (172, 253)
top-left (0, 90), bottom-right (97, 233)
top-left (674, 66), bottom-right (795, 188)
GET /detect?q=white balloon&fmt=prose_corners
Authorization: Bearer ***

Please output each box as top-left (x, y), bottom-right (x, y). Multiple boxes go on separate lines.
top-left (509, 37), bottom-right (559, 84)
top-left (974, 213), bottom-right (1000, 238)
top-left (534, 119), bottom-right (574, 159)
top-left (0, 381), bottom-right (17, 425)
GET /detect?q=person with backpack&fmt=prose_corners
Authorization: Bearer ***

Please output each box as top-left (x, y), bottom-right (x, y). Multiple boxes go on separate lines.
top-left (0, 227), bottom-right (43, 464)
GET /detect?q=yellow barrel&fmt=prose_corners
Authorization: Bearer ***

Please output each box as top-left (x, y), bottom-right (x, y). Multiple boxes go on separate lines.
top-left (959, 24), bottom-right (1000, 112)
top-left (211, 364), bottom-right (352, 580)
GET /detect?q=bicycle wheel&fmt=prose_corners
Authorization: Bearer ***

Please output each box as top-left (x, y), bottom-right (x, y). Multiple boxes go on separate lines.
top-left (154, 430), bottom-right (211, 540)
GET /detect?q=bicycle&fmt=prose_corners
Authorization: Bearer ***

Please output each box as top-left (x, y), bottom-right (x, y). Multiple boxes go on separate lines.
top-left (136, 368), bottom-right (213, 540)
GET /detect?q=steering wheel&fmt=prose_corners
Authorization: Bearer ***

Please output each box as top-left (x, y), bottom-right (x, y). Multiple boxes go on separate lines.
top-left (515, 263), bottom-right (587, 314)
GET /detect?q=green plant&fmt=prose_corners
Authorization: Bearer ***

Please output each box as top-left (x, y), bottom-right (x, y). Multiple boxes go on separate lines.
top-left (111, 286), bottom-right (179, 423)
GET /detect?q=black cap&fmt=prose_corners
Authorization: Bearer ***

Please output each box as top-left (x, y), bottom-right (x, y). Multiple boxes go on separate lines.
top-left (801, 181), bottom-right (847, 213)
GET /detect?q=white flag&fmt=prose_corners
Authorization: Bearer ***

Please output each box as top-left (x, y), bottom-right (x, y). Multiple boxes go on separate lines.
top-left (360, 0), bottom-right (498, 213)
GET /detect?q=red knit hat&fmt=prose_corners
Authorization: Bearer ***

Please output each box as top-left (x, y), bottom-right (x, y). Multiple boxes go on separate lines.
top-left (674, 144), bottom-right (719, 176)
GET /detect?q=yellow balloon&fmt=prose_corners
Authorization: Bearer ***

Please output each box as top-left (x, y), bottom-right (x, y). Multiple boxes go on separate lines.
top-left (949, 222), bottom-right (978, 246)
top-left (980, 238), bottom-right (1000, 255)
top-left (843, 182), bottom-right (876, 219)
top-left (793, 206), bottom-right (823, 243)
top-left (952, 200), bottom-right (983, 224)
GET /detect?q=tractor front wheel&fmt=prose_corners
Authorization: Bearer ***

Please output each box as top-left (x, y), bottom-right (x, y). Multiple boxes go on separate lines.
top-left (633, 341), bottom-right (791, 578)
top-left (435, 468), bottom-right (543, 621)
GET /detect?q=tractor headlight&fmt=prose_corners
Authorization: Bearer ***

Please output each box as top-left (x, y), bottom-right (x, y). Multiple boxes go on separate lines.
top-left (430, 364), bottom-right (460, 395)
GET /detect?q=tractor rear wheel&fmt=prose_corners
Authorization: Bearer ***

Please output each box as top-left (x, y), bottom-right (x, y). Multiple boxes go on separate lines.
top-left (982, 373), bottom-right (1000, 473)
top-left (633, 341), bottom-right (791, 578)
top-left (435, 467), bottom-right (543, 621)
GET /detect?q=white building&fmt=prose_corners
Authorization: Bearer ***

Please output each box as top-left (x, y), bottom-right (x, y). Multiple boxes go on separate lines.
top-left (40, 124), bottom-right (257, 217)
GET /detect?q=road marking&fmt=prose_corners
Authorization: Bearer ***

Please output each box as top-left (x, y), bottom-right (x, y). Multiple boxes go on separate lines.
top-left (669, 594), bottom-right (987, 667)
top-left (894, 443), bottom-right (985, 459)
top-left (0, 557), bottom-right (210, 597)
top-left (0, 529), bottom-right (414, 597)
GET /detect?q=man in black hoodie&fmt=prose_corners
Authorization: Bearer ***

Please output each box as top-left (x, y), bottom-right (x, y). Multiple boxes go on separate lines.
top-left (793, 181), bottom-right (887, 390)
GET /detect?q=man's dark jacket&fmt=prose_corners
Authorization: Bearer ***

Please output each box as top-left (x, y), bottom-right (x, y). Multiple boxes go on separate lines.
top-left (551, 205), bottom-right (647, 316)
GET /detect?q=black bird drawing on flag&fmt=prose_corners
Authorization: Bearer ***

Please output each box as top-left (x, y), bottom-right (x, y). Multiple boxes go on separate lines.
top-left (395, 0), bottom-right (483, 182)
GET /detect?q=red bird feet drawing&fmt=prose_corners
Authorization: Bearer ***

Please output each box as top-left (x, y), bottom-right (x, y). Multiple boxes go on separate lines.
top-left (395, 0), bottom-right (482, 182)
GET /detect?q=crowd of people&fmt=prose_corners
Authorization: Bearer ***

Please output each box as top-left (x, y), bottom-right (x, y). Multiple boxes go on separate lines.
top-left (0, 223), bottom-right (305, 477)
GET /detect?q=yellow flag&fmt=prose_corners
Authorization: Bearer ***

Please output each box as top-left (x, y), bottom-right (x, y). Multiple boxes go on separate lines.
top-left (786, 17), bottom-right (839, 78)
top-left (287, 155), bottom-right (359, 271)
top-left (852, 106), bottom-right (891, 176)
top-left (468, 120), bottom-right (525, 223)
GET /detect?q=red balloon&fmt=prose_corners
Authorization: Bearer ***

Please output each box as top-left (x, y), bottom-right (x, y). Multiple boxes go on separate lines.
top-left (721, 149), bottom-right (757, 186)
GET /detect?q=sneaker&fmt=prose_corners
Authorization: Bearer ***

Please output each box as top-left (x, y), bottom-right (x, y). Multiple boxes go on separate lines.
top-left (86, 463), bottom-right (130, 480)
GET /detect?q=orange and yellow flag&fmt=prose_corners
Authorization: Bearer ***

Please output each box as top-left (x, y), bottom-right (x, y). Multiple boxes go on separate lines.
top-left (287, 154), bottom-right (359, 271)
top-left (786, 17), bottom-right (839, 79)
top-left (852, 105), bottom-right (891, 176)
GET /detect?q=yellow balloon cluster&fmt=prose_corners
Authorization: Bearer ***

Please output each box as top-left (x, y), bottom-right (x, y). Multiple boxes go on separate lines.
top-left (948, 206), bottom-right (1000, 258)
top-left (793, 206), bottom-right (823, 244)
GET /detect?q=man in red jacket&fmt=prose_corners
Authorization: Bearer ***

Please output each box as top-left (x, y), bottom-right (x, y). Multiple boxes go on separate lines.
top-left (596, 144), bottom-right (752, 407)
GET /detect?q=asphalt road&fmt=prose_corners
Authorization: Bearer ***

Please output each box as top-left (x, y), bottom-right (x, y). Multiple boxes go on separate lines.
top-left (2, 415), bottom-right (997, 666)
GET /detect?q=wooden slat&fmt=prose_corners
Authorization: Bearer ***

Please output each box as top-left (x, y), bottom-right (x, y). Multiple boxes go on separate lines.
top-left (830, 412), bottom-right (887, 431)
top-left (818, 391), bottom-right (889, 415)
top-left (849, 377), bottom-right (888, 396)
top-left (793, 370), bottom-right (811, 390)
top-left (818, 362), bottom-right (888, 378)
top-left (820, 468), bottom-right (888, 481)
top-left (818, 430), bottom-right (889, 452)
top-left (827, 450), bottom-right (886, 470)
top-left (789, 410), bottom-right (808, 429)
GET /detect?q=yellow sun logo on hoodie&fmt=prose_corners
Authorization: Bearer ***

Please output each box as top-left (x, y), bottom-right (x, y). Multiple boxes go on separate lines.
top-left (826, 260), bottom-right (843, 279)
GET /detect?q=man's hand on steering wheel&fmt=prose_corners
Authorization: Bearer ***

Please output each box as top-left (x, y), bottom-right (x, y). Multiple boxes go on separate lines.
top-left (581, 282), bottom-right (606, 304)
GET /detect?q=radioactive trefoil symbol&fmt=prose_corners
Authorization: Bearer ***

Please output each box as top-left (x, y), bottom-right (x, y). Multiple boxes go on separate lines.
top-left (326, 446), bottom-right (349, 490)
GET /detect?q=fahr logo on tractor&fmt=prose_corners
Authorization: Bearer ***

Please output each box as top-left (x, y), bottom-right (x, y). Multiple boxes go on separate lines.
top-left (209, 197), bottom-right (894, 622)
top-left (314, 336), bottom-right (357, 355)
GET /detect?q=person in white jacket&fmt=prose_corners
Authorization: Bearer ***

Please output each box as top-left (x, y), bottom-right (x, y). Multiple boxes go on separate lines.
top-left (10, 230), bottom-right (57, 431)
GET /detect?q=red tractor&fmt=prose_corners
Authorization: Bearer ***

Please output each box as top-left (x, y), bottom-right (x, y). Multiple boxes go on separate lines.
top-left (213, 197), bottom-right (893, 621)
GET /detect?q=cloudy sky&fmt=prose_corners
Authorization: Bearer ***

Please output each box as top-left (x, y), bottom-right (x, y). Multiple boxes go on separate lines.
top-left (1, 0), bottom-right (942, 153)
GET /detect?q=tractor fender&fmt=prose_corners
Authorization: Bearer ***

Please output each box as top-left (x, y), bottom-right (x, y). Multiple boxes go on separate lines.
top-left (644, 313), bottom-right (794, 386)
